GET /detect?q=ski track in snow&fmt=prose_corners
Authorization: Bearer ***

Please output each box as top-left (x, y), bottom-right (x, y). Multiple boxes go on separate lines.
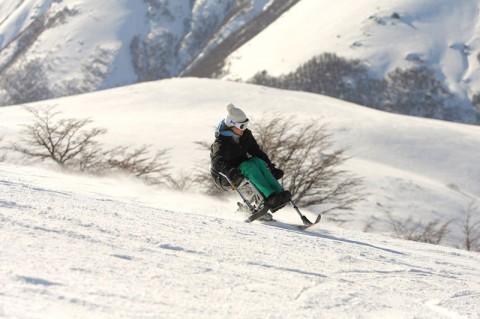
top-left (1, 163), bottom-right (480, 318)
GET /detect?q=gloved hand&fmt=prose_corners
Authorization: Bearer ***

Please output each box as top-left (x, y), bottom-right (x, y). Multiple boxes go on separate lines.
top-left (227, 167), bottom-right (243, 185)
top-left (269, 163), bottom-right (284, 180)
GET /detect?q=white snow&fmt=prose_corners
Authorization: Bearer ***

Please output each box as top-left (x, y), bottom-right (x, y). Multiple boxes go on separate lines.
top-left (0, 77), bottom-right (479, 235)
top-left (1, 78), bottom-right (480, 317)
top-left (222, 0), bottom-right (480, 97)
top-left (0, 0), bottom-right (52, 50)
top-left (1, 159), bottom-right (480, 318)
top-left (0, 0), bottom-right (277, 95)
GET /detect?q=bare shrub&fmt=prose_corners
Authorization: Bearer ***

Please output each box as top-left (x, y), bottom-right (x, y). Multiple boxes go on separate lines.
top-left (167, 171), bottom-right (196, 192)
top-left (103, 145), bottom-right (170, 185)
top-left (462, 202), bottom-right (480, 251)
top-left (252, 114), bottom-right (364, 213)
top-left (195, 115), bottom-right (365, 213)
top-left (388, 215), bottom-right (451, 245)
top-left (9, 105), bottom-right (171, 185)
top-left (10, 106), bottom-right (106, 167)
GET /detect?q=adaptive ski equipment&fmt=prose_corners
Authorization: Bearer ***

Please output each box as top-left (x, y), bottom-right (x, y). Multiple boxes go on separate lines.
top-left (219, 172), bottom-right (321, 229)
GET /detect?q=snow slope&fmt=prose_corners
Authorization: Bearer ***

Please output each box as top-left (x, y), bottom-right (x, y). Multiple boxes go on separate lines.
top-left (0, 0), bottom-right (274, 97)
top-left (0, 78), bottom-right (479, 246)
top-left (1, 77), bottom-right (480, 317)
top-left (222, 0), bottom-right (480, 98)
top-left (2, 155), bottom-right (480, 318)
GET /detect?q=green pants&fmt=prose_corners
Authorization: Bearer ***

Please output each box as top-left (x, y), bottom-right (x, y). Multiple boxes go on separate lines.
top-left (239, 157), bottom-right (283, 198)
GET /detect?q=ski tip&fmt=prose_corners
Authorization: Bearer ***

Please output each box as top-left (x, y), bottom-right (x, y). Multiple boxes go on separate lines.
top-left (296, 215), bottom-right (321, 230)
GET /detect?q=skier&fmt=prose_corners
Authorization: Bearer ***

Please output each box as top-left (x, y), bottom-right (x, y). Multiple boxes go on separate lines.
top-left (210, 103), bottom-right (291, 212)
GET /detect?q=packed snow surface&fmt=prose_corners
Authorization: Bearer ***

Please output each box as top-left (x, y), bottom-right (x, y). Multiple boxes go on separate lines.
top-left (1, 163), bottom-right (480, 318)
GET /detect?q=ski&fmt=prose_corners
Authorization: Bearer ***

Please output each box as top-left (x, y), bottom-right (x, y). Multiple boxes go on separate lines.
top-left (295, 214), bottom-right (322, 230)
top-left (244, 204), bottom-right (271, 223)
top-left (245, 202), bottom-right (289, 223)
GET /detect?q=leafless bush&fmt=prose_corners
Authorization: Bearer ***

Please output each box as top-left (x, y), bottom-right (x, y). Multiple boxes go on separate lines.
top-left (10, 106), bottom-right (106, 167)
top-left (8, 106), bottom-right (171, 185)
top-left (104, 145), bottom-right (170, 185)
top-left (462, 202), bottom-right (480, 252)
top-left (253, 114), bottom-right (365, 213)
top-left (388, 214), bottom-right (451, 245)
top-left (195, 115), bottom-right (365, 212)
top-left (167, 171), bottom-right (196, 192)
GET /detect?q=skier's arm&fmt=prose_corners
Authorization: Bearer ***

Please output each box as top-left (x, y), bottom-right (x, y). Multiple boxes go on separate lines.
top-left (211, 141), bottom-right (234, 175)
top-left (247, 132), bottom-right (273, 167)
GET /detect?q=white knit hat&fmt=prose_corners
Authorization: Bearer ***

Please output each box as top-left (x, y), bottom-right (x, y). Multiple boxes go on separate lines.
top-left (224, 103), bottom-right (248, 127)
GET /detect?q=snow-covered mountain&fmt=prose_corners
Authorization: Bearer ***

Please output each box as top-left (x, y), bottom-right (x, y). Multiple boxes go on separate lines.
top-left (2, 0), bottom-right (480, 124)
top-left (218, 0), bottom-right (480, 124)
top-left (221, 0), bottom-right (480, 91)
top-left (0, 0), bottom-right (294, 104)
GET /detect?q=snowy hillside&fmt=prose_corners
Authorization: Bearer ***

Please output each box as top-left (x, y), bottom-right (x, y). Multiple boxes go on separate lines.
top-left (2, 146), bottom-right (480, 318)
top-left (0, 0), bottom-right (282, 104)
top-left (222, 0), bottom-right (480, 93)
top-left (0, 78), bottom-right (479, 248)
top-left (220, 0), bottom-right (480, 123)
top-left (2, 0), bottom-right (480, 124)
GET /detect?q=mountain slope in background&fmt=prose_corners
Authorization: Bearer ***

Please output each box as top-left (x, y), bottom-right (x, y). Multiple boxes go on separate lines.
top-left (221, 0), bottom-right (480, 92)
top-left (1, 0), bottom-right (480, 124)
top-left (0, 78), bottom-right (479, 248)
top-left (219, 0), bottom-right (480, 123)
top-left (0, 0), bottom-right (293, 104)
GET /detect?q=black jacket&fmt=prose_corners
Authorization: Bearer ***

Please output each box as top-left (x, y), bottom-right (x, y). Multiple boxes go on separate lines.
top-left (210, 127), bottom-right (272, 177)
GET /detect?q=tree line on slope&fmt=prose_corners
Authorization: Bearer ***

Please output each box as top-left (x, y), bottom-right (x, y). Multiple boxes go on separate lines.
top-left (1, 52), bottom-right (479, 126)
top-left (249, 53), bottom-right (480, 125)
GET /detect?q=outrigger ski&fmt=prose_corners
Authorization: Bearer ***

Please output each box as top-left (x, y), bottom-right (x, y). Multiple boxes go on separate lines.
top-left (245, 201), bottom-right (322, 230)
top-left (218, 172), bottom-right (321, 230)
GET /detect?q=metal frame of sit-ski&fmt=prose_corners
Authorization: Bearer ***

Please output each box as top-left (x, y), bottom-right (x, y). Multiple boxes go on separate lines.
top-left (219, 172), bottom-right (320, 226)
